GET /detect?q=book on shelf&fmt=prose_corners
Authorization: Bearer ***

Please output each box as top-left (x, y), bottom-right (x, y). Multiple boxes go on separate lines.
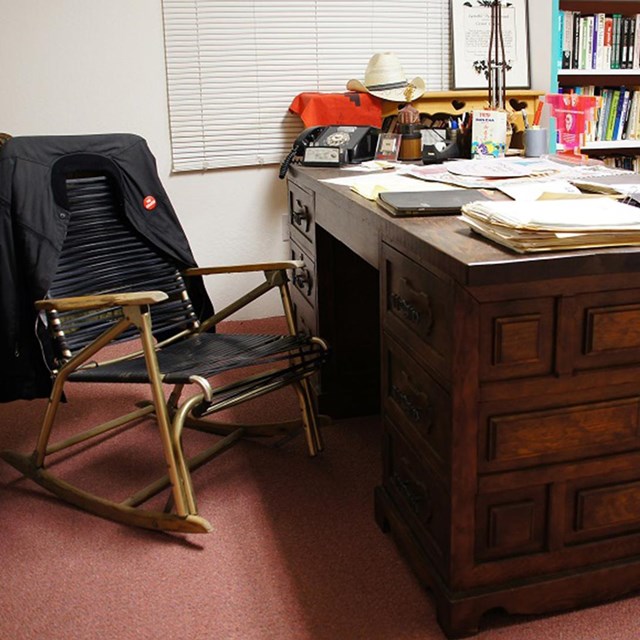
top-left (606, 89), bottom-right (621, 140)
top-left (613, 13), bottom-right (622, 69)
top-left (561, 86), bottom-right (640, 143)
top-left (558, 9), bottom-right (640, 71)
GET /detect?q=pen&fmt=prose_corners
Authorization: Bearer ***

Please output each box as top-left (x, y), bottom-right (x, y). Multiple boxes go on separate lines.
top-left (532, 101), bottom-right (544, 127)
top-left (521, 108), bottom-right (529, 129)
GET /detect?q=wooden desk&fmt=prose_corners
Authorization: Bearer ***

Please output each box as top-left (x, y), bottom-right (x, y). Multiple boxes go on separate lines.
top-left (287, 165), bottom-right (640, 637)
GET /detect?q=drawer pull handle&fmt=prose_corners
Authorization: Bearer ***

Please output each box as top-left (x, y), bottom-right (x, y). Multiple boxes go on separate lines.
top-left (390, 293), bottom-right (421, 325)
top-left (291, 200), bottom-right (310, 230)
top-left (391, 384), bottom-right (421, 423)
top-left (396, 278), bottom-right (434, 334)
top-left (294, 268), bottom-right (313, 296)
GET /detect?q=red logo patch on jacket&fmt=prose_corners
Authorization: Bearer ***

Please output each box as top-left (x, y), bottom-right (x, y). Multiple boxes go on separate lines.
top-left (143, 195), bottom-right (157, 211)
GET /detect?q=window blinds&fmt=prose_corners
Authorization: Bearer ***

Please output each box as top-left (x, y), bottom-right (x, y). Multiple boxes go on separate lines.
top-left (162, 0), bottom-right (451, 172)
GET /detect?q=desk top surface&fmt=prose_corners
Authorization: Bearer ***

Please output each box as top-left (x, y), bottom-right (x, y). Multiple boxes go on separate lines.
top-left (290, 165), bottom-right (640, 288)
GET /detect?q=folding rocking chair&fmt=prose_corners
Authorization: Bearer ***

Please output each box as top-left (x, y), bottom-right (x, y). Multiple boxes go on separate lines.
top-left (0, 134), bottom-right (328, 534)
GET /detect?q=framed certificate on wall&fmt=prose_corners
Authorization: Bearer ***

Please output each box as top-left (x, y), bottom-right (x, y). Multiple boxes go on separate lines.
top-left (451, 0), bottom-right (530, 90)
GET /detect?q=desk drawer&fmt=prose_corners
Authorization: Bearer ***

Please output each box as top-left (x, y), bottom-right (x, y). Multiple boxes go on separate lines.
top-left (288, 180), bottom-right (315, 245)
top-left (383, 332), bottom-right (451, 475)
top-left (566, 467), bottom-right (640, 545)
top-left (289, 242), bottom-right (316, 337)
top-left (383, 419), bottom-right (450, 575)
top-left (572, 289), bottom-right (640, 372)
top-left (382, 243), bottom-right (453, 382)
top-left (479, 395), bottom-right (640, 474)
top-left (290, 238), bottom-right (316, 308)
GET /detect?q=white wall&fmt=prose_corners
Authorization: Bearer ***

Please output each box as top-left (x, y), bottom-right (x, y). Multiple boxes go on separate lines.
top-left (528, 0), bottom-right (554, 92)
top-left (0, 0), bottom-right (554, 319)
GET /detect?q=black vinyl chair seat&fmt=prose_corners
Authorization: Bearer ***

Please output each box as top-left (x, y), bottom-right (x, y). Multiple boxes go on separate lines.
top-left (69, 332), bottom-right (322, 385)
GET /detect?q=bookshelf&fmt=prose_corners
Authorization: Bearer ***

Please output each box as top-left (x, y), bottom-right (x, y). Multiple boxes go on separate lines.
top-left (555, 0), bottom-right (640, 169)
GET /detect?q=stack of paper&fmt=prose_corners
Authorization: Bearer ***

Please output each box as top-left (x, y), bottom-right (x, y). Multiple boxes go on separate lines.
top-left (461, 197), bottom-right (640, 253)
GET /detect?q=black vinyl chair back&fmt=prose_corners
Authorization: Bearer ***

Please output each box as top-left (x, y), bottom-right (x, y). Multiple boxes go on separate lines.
top-left (48, 174), bottom-right (199, 360)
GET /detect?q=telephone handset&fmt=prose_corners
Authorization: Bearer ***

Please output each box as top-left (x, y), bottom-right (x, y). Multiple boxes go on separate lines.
top-left (278, 126), bottom-right (325, 179)
top-left (279, 125), bottom-right (380, 179)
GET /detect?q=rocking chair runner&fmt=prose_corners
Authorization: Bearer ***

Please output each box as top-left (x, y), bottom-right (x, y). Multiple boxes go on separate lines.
top-left (0, 135), bottom-right (328, 534)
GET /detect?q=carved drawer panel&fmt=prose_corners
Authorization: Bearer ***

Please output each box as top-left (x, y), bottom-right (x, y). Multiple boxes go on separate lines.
top-left (381, 243), bottom-right (453, 382)
top-left (573, 289), bottom-right (640, 371)
top-left (566, 470), bottom-right (640, 545)
top-left (291, 287), bottom-right (317, 338)
top-left (288, 181), bottom-right (315, 245)
top-left (479, 297), bottom-right (555, 382)
top-left (382, 333), bottom-right (451, 474)
top-left (290, 238), bottom-right (316, 308)
top-left (383, 420), bottom-right (450, 574)
top-left (475, 484), bottom-right (548, 561)
top-left (479, 396), bottom-right (640, 473)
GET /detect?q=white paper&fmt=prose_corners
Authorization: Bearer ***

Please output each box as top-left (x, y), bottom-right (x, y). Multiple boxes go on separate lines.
top-left (321, 172), bottom-right (458, 201)
top-left (498, 180), bottom-right (582, 201)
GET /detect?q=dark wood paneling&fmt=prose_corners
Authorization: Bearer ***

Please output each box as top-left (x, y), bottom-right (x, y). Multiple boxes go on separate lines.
top-left (382, 242), bottom-right (453, 384)
top-left (382, 333), bottom-right (452, 475)
top-left (480, 396), bottom-right (640, 473)
top-left (479, 297), bottom-right (555, 381)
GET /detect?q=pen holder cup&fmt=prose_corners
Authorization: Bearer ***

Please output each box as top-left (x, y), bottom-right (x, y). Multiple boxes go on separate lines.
top-left (456, 127), bottom-right (472, 159)
top-left (523, 128), bottom-right (548, 157)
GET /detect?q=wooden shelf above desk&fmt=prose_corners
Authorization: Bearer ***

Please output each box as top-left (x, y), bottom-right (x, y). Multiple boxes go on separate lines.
top-left (382, 88), bottom-right (544, 119)
top-left (381, 89), bottom-right (544, 138)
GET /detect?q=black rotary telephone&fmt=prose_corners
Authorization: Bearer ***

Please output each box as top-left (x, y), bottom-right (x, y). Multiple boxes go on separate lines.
top-left (279, 125), bottom-right (379, 179)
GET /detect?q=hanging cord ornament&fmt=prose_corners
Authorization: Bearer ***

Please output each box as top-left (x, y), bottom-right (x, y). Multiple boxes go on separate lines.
top-left (487, 0), bottom-right (512, 110)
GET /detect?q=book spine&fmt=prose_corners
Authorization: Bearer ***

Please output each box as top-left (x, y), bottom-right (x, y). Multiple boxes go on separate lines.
top-left (595, 13), bottom-right (606, 69)
top-left (561, 11), bottom-right (573, 69)
top-left (591, 14), bottom-right (598, 69)
top-left (629, 15), bottom-right (637, 69)
top-left (605, 89), bottom-right (621, 140)
top-left (597, 88), bottom-right (610, 141)
top-left (604, 16), bottom-right (613, 69)
top-left (572, 12), bottom-right (581, 69)
top-left (635, 14), bottom-right (640, 68)
top-left (613, 88), bottom-right (628, 140)
top-left (612, 14), bottom-right (621, 69)
top-left (619, 89), bottom-right (632, 139)
top-left (628, 91), bottom-right (640, 140)
top-left (586, 15), bottom-right (595, 70)
top-left (621, 16), bottom-right (630, 69)
top-left (628, 16), bottom-right (633, 69)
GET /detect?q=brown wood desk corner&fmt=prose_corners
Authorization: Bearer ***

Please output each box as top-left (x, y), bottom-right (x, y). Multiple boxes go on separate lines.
top-left (286, 165), bottom-right (640, 638)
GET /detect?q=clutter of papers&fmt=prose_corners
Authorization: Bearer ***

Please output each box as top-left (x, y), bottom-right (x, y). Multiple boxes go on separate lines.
top-left (318, 155), bottom-right (640, 253)
top-left (321, 172), bottom-right (457, 201)
top-left (461, 198), bottom-right (640, 253)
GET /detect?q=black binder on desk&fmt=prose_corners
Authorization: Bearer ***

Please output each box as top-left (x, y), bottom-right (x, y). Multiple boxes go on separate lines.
top-left (377, 188), bottom-right (493, 217)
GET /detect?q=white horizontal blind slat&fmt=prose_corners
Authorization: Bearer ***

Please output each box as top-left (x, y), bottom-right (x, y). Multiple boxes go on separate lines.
top-left (162, 0), bottom-right (450, 172)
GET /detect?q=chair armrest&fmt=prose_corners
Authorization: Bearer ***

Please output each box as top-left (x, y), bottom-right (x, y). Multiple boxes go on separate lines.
top-left (35, 291), bottom-right (168, 312)
top-left (183, 260), bottom-right (304, 277)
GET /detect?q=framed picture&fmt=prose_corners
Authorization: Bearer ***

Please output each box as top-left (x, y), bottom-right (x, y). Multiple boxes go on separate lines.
top-left (451, 0), bottom-right (530, 90)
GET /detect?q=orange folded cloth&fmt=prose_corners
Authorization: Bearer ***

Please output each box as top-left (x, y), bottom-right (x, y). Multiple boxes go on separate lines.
top-left (289, 92), bottom-right (383, 128)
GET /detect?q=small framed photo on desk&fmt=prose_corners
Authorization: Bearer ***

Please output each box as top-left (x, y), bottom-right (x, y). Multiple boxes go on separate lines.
top-left (451, 0), bottom-right (530, 90)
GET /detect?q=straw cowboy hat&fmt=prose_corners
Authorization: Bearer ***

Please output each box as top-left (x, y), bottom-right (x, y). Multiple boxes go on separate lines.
top-left (346, 52), bottom-right (426, 102)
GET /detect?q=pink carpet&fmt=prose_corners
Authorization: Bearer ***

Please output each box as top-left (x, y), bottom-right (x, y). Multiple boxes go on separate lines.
top-left (1, 318), bottom-right (640, 640)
